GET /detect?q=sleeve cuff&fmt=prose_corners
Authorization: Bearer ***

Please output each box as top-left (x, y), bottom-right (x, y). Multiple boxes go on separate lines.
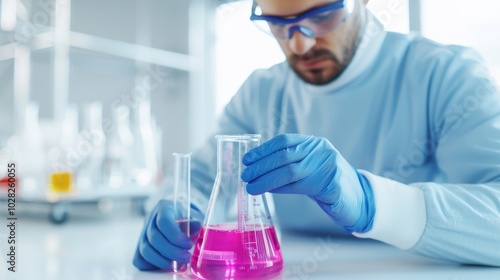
top-left (352, 171), bottom-right (427, 250)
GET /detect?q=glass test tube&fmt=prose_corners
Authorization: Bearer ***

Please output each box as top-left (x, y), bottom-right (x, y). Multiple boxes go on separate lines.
top-left (172, 153), bottom-right (191, 273)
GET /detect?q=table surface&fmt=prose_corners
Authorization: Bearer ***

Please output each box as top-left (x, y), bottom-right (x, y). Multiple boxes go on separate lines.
top-left (1, 202), bottom-right (499, 280)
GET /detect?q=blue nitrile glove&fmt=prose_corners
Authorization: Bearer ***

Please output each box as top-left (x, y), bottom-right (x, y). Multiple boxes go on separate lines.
top-left (241, 134), bottom-right (375, 233)
top-left (133, 199), bottom-right (202, 270)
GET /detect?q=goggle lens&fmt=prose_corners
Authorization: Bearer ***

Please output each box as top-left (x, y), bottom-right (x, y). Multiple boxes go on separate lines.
top-left (251, 0), bottom-right (354, 40)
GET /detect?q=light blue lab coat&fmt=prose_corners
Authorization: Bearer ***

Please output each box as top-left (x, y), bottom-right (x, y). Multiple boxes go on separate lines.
top-left (189, 16), bottom-right (500, 266)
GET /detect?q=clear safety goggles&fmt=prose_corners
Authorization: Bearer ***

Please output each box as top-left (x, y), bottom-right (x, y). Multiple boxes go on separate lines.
top-left (250, 0), bottom-right (355, 40)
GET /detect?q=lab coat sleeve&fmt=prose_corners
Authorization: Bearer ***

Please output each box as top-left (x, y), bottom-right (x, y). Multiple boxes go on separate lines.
top-left (354, 47), bottom-right (500, 266)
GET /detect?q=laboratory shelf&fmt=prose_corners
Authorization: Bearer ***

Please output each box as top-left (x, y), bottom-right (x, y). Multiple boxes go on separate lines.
top-left (1, 30), bottom-right (197, 72)
top-left (1, 0), bottom-right (214, 225)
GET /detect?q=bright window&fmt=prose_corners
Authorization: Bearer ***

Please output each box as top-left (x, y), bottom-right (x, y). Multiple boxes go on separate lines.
top-left (420, 0), bottom-right (500, 82)
top-left (367, 0), bottom-right (409, 33)
top-left (215, 1), bottom-right (285, 115)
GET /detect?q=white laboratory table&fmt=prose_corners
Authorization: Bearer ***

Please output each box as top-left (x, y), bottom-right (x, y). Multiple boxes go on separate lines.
top-left (0, 202), bottom-right (499, 280)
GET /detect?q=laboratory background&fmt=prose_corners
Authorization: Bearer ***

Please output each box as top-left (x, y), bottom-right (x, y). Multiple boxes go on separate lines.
top-left (0, 0), bottom-right (500, 279)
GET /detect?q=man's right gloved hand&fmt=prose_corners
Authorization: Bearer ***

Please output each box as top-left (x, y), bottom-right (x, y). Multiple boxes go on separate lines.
top-left (133, 199), bottom-right (202, 270)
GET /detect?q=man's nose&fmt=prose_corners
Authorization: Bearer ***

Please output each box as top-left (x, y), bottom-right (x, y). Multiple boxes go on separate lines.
top-left (288, 30), bottom-right (316, 56)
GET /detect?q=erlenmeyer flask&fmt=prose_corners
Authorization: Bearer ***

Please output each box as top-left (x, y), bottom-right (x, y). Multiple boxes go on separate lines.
top-left (191, 135), bottom-right (283, 279)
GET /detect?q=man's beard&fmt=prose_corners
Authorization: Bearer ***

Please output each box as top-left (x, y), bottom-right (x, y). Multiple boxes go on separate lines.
top-left (288, 48), bottom-right (350, 85)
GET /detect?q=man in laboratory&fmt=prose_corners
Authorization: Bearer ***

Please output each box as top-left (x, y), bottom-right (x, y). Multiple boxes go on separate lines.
top-left (134, 0), bottom-right (500, 270)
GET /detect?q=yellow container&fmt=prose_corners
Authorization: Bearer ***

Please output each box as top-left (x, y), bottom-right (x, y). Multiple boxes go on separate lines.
top-left (49, 172), bottom-right (73, 193)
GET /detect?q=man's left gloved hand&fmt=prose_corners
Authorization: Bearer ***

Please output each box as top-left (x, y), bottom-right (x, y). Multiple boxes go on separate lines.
top-left (241, 134), bottom-right (375, 233)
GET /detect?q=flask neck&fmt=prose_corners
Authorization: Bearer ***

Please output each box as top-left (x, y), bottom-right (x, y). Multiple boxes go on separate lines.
top-left (215, 136), bottom-right (261, 184)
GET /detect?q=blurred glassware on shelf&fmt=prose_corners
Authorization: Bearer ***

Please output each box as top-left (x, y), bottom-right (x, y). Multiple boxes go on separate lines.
top-left (104, 105), bottom-right (134, 189)
top-left (131, 100), bottom-right (158, 188)
top-left (7, 102), bottom-right (47, 195)
top-left (151, 116), bottom-right (164, 186)
top-left (77, 102), bottom-right (106, 191)
top-left (60, 104), bottom-right (80, 152)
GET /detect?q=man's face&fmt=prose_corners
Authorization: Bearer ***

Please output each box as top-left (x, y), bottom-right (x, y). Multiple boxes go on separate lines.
top-left (256, 0), bottom-right (366, 85)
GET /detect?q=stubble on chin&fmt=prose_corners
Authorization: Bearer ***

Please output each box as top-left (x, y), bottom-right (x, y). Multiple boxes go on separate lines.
top-left (289, 49), bottom-right (346, 85)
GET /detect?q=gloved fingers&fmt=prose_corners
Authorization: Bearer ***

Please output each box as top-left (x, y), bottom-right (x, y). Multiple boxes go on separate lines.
top-left (138, 233), bottom-right (175, 270)
top-left (246, 162), bottom-right (312, 195)
top-left (146, 215), bottom-right (192, 263)
top-left (243, 134), bottom-right (312, 165)
top-left (269, 169), bottom-right (336, 198)
top-left (241, 146), bottom-right (308, 182)
top-left (268, 180), bottom-right (318, 196)
top-left (154, 201), bottom-right (194, 250)
top-left (133, 244), bottom-right (160, 271)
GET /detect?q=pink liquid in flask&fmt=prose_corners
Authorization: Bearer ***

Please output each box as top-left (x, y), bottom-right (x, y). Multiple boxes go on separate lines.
top-left (190, 224), bottom-right (283, 279)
